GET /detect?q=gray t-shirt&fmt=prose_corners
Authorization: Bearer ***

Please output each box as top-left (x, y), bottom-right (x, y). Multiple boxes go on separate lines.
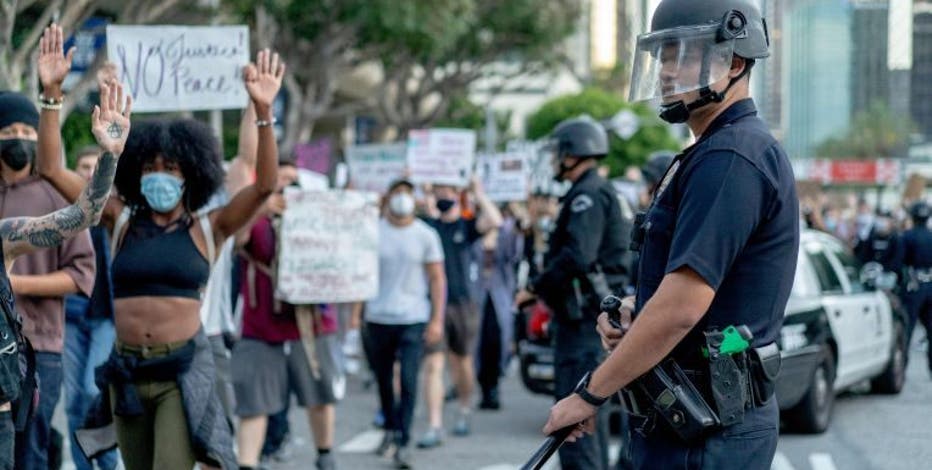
top-left (366, 218), bottom-right (444, 325)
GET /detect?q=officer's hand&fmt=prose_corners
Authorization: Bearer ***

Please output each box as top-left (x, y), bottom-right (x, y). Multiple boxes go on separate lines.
top-left (597, 295), bottom-right (633, 352)
top-left (514, 289), bottom-right (537, 308)
top-left (542, 394), bottom-right (597, 442)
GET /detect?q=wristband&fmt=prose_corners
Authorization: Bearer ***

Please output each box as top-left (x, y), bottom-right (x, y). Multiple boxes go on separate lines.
top-left (39, 102), bottom-right (63, 111)
top-left (38, 93), bottom-right (65, 105)
top-left (255, 117), bottom-right (277, 127)
top-left (574, 371), bottom-right (609, 407)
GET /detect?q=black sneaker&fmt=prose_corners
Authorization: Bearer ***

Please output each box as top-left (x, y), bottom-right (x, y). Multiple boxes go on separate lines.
top-left (479, 388), bottom-right (501, 411)
top-left (394, 446), bottom-right (413, 469)
top-left (376, 431), bottom-right (397, 457)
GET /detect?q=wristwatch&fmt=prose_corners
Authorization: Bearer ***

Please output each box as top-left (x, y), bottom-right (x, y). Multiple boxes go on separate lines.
top-left (574, 371), bottom-right (609, 407)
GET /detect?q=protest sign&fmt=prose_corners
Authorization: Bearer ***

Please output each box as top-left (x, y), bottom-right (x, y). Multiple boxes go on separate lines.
top-left (277, 190), bottom-right (380, 304)
top-left (476, 152), bottom-right (529, 202)
top-left (346, 143), bottom-right (408, 193)
top-left (107, 25), bottom-right (250, 112)
top-left (507, 140), bottom-right (569, 197)
top-left (294, 139), bottom-right (333, 175)
top-left (407, 129), bottom-right (476, 187)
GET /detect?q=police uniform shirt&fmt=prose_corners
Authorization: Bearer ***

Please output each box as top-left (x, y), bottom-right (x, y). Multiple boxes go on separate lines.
top-left (898, 227), bottom-right (932, 270)
top-left (636, 99), bottom-right (799, 357)
top-left (531, 168), bottom-right (629, 313)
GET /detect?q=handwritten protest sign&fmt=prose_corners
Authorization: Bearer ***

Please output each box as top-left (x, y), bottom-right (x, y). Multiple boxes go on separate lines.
top-left (277, 190), bottom-right (380, 304)
top-left (507, 140), bottom-right (569, 196)
top-left (476, 152), bottom-right (530, 202)
top-left (407, 129), bottom-right (476, 187)
top-left (346, 143), bottom-right (408, 193)
top-left (107, 25), bottom-right (249, 112)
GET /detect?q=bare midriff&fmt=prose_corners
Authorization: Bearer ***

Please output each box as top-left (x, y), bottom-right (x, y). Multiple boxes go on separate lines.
top-left (114, 296), bottom-right (202, 346)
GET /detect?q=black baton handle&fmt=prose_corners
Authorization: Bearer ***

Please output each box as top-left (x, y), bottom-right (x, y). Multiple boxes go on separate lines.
top-left (520, 424), bottom-right (576, 470)
top-left (600, 295), bottom-right (624, 330)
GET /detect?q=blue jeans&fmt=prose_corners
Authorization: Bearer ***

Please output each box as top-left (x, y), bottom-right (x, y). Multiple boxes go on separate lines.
top-left (63, 311), bottom-right (117, 470)
top-left (14, 352), bottom-right (62, 470)
top-left (364, 322), bottom-right (425, 447)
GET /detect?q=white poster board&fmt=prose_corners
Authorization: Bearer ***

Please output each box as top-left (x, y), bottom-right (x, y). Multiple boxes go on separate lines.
top-left (106, 25), bottom-right (250, 112)
top-left (407, 129), bottom-right (476, 187)
top-left (277, 190), bottom-right (379, 304)
top-left (346, 143), bottom-right (408, 193)
top-left (476, 152), bottom-right (529, 202)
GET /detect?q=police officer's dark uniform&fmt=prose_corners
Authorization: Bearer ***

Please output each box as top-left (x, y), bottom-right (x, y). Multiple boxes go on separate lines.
top-left (895, 202), bottom-right (932, 374)
top-left (527, 117), bottom-right (630, 470)
top-left (854, 212), bottom-right (899, 272)
top-left (624, 1), bottom-right (798, 468)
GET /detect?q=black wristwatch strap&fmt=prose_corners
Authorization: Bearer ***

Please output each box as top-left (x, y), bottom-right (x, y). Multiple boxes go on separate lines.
top-left (574, 372), bottom-right (609, 407)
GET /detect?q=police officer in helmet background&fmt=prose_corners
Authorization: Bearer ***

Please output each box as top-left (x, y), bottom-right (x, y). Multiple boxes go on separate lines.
top-left (515, 116), bottom-right (631, 470)
top-left (542, 0), bottom-right (799, 469)
top-left (894, 201), bottom-right (932, 377)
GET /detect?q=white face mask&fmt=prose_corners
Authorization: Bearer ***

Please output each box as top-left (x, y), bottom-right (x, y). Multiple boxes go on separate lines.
top-left (389, 193), bottom-right (416, 217)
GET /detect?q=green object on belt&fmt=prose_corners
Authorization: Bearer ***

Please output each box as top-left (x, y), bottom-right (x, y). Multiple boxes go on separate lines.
top-left (719, 325), bottom-right (751, 355)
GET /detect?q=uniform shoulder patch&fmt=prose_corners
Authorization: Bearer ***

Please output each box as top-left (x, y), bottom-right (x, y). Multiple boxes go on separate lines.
top-left (571, 194), bottom-right (594, 213)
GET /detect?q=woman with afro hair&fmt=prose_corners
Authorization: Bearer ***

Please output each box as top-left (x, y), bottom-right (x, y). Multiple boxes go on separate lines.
top-left (35, 24), bottom-right (284, 470)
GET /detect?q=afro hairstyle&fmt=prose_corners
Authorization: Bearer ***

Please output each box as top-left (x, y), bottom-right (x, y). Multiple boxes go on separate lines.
top-left (115, 118), bottom-right (224, 212)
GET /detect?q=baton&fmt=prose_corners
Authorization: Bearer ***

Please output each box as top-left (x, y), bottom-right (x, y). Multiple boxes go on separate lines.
top-left (520, 424), bottom-right (576, 470)
top-left (521, 296), bottom-right (627, 470)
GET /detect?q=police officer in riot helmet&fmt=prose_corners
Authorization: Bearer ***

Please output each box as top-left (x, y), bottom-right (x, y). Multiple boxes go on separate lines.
top-left (542, 1), bottom-right (798, 469)
top-left (854, 209), bottom-right (899, 272)
top-left (894, 201), bottom-right (932, 376)
top-left (515, 116), bottom-right (631, 470)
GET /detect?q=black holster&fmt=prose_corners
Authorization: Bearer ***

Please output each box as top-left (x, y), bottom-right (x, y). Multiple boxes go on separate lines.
top-left (628, 359), bottom-right (720, 444)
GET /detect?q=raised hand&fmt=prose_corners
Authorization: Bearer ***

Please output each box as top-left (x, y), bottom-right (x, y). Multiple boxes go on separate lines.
top-left (91, 81), bottom-right (132, 156)
top-left (37, 24), bottom-right (75, 94)
top-left (243, 49), bottom-right (285, 111)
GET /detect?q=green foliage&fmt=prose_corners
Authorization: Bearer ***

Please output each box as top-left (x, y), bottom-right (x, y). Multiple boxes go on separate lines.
top-left (527, 88), bottom-right (681, 177)
top-left (60, 112), bottom-right (96, 168)
top-left (815, 100), bottom-right (914, 159)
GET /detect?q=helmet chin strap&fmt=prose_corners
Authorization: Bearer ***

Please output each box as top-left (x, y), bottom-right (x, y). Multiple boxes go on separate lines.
top-left (658, 65), bottom-right (751, 124)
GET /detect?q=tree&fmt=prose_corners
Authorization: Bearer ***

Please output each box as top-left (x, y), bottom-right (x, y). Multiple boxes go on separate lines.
top-left (527, 87), bottom-right (681, 177)
top-left (0, 0), bottom-right (195, 119)
top-left (363, 0), bottom-right (580, 136)
top-left (815, 100), bottom-right (915, 159)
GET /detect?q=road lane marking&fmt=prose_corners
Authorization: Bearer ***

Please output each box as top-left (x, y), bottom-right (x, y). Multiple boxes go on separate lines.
top-left (810, 453), bottom-right (838, 470)
top-left (771, 451), bottom-right (796, 470)
top-left (337, 429), bottom-right (384, 453)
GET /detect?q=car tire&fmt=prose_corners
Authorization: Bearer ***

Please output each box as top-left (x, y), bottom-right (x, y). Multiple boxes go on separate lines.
top-left (784, 345), bottom-right (835, 434)
top-left (871, 320), bottom-right (907, 395)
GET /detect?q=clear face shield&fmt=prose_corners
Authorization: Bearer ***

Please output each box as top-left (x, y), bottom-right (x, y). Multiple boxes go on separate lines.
top-left (628, 24), bottom-right (736, 104)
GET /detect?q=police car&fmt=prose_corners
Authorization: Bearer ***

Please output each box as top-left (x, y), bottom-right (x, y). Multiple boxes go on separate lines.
top-left (514, 229), bottom-right (907, 433)
top-left (777, 229), bottom-right (907, 433)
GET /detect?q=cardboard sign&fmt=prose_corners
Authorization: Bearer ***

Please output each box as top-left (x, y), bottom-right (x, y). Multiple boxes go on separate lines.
top-left (107, 25), bottom-right (250, 112)
top-left (346, 143), bottom-right (408, 193)
top-left (277, 190), bottom-right (380, 304)
top-left (407, 129), bottom-right (476, 187)
top-left (476, 152), bottom-right (529, 202)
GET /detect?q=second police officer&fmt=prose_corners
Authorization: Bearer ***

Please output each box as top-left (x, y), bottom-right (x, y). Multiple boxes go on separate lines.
top-left (895, 201), bottom-right (932, 377)
top-left (515, 117), bottom-right (631, 470)
top-left (542, 0), bottom-right (799, 469)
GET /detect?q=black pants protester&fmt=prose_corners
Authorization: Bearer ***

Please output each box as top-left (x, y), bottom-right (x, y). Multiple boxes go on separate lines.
top-left (364, 322), bottom-right (425, 447)
top-left (903, 282), bottom-right (932, 372)
top-left (554, 319), bottom-right (610, 470)
top-left (0, 410), bottom-right (12, 470)
top-left (477, 296), bottom-right (503, 398)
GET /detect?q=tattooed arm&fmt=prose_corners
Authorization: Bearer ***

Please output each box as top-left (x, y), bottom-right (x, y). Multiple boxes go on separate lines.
top-left (1, 150), bottom-right (118, 265)
top-left (1, 79), bottom-right (131, 268)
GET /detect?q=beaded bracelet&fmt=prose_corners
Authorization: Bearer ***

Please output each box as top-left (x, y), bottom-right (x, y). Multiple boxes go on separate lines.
top-left (255, 117), bottom-right (277, 127)
top-left (38, 93), bottom-right (65, 106)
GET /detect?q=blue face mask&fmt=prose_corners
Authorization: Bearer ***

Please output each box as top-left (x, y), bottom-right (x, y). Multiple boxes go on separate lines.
top-left (140, 172), bottom-right (184, 213)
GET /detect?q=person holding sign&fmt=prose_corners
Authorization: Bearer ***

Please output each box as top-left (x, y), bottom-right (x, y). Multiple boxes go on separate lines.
top-left (35, 26), bottom-right (284, 470)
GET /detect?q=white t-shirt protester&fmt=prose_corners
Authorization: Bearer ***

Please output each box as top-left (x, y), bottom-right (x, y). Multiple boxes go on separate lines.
top-left (366, 218), bottom-right (444, 325)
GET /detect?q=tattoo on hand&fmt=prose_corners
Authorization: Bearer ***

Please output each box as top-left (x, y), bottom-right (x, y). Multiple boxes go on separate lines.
top-left (107, 122), bottom-right (123, 139)
top-left (88, 152), bottom-right (117, 201)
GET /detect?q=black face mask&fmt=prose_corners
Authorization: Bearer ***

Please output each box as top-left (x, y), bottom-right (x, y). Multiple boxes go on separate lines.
top-left (436, 199), bottom-right (456, 213)
top-left (0, 138), bottom-right (35, 172)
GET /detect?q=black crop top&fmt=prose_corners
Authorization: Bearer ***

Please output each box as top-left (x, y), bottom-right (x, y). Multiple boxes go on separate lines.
top-left (111, 216), bottom-right (211, 300)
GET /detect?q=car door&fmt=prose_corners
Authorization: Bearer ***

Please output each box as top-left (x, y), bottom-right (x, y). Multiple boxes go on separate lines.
top-left (822, 239), bottom-right (891, 375)
top-left (802, 239), bottom-right (860, 387)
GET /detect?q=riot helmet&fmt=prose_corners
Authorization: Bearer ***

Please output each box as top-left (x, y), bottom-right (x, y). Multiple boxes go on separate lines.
top-left (629, 0), bottom-right (770, 124)
top-left (545, 116), bottom-right (608, 182)
top-left (641, 151), bottom-right (676, 189)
